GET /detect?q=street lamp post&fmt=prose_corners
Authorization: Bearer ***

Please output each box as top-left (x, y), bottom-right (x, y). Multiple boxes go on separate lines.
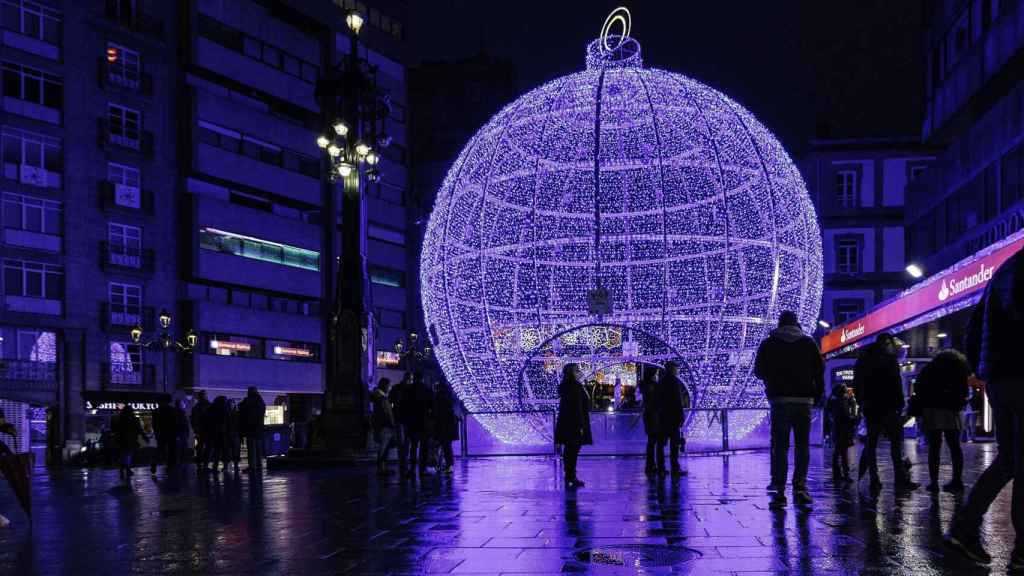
top-left (315, 9), bottom-right (392, 453)
top-left (394, 332), bottom-right (432, 373)
top-left (131, 310), bottom-right (197, 391)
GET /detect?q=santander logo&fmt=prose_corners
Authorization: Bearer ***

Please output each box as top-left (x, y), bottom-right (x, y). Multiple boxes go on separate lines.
top-left (937, 263), bottom-right (994, 303)
top-left (840, 323), bottom-right (865, 344)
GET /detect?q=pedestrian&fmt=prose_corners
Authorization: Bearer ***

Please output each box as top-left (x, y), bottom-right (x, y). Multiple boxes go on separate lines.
top-left (915, 349), bottom-right (969, 493)
top-left (827, 383), bottom-right (860, 484)
top-left (433, 381), bottom-right (459, 475)
top-left (655, 361), bottom-right (690, 478)
top-left (227, 399), bottom-right (242, 473)
top-left (190, 391), bottom-right (211, 472)
top-left (854, 332), bottom-right (919, 492)
top-left (174, 400), bottom-right (190, 466)
top-left (151, 398), bottom-right (178, 474)
top-left (237, 387), bottom-right (266, 475)
top-left (0, 413), bottom-right (16, 527)
top-left (964, 387), bottom-right (983, 442)
top-left (371, 378), bottom-right (398, 475)
top-left (754, 310), bottom-right (824, 508)
top-left (390, 372), bottom-right (412, 477)
top-left (113, 405), bottom-right (146, 479)
top-left (945, 247), bottom-right (1024, 568)
top-left (554, 363), bottom-right (592, 488)
top-left (403, 372), bottom-right (434, 476)
top-left (639, 366), bottom-right (662, 476)
top-left (204, 396), bottom-right (230, 472)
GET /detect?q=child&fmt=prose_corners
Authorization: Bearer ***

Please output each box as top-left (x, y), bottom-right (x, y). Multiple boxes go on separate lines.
top-left (829, 383), bottom-right (860, 483)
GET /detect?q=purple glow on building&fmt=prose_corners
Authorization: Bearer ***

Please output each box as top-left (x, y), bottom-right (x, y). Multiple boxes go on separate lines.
top-left (421, 33), bottom-right (823, 444)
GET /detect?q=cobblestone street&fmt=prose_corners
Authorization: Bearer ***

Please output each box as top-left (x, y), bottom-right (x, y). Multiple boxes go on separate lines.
top-left (0, 442), bottom-right (1013, 574)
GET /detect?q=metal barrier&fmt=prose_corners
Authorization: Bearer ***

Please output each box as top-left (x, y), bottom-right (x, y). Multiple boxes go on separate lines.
top-left (456, 408), bottom-right (824, 457)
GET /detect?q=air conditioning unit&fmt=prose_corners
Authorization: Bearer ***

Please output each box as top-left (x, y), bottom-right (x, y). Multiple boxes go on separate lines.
top-left (19, 165), bottom-right (47, 187)
top-left (114, 184), bottom-right (141, 208)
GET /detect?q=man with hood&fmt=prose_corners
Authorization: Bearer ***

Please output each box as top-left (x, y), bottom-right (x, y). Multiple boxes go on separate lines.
top-left (754, 310), bottom-right (824, 509)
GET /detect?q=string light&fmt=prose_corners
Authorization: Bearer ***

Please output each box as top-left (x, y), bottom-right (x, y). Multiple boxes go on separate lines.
top-left (421, 27), bottom-right (822, 445)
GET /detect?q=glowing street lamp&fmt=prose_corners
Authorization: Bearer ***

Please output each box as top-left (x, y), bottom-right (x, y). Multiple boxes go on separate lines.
top-left (345, 11), bottom-right (364, 35)
top-left (333, 121), bottom-right (349, 136)
top-left (906, 263), bottom-right (924, 278)
top-left (316, 135), bottom-right (330, 149)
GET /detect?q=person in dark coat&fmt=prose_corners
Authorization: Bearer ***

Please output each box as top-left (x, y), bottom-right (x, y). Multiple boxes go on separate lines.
top-left (174, 400), bottom-right (190, 466)
top-left (655, 362), bottom-right (690, 478)
top-left (854, 332), bottom-right (918, 492)
top-left (113, 405), bottom-right (146, 479)
top-left (371, 378), bottom-right (397, 475)
top-left (389, 373), bottom-right (412, 477)
top-left (639, 367), bottom-right (662, 476)
top-left (226, 399), bottom-right (242, 473)
top-left (237, 387), bottom-right (266, 475)
top-left (946, 248), bottom-right (1024, 566)
top-left (190, 391), bottom-right (211, 472)
top-left (554, 363), bottom-right (592, 488)
top-left (403, 372), bottom-right (434, 476)
top-left (203, 397), bottom-right (230, 473)
top-left (151, 398), bottom-right (178, 474)
top-left (754, 310), bottom-right (824, 507)
top-left (433, 382), bottom-right (460, 474)
top-left (827, 383), bottom-right (860, 484)
top-left (914, 349), bottom-right (970, 493)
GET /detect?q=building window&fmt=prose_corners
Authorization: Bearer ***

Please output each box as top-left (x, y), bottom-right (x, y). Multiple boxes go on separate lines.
top-left (15, 329), bottom-right (56, 361)
top-left (106, 43), bottom-right (140, 90)
top-left (835, 169), bottom-right (858, 209)
top-left (368, 265), bottom-right (405, 288)
top-left (1, 0), bottom-right (62, 45)
top-left (107, 162), bottom-right (141, 208)
top-left (833, 299), bottom-right (865, 324)
top-left (2, 192), bottom-right (60, 235)
top-left (109, 341), bottom-right (142, 384)
top-left (368, 223), bottom-right (405, 246)
top-left (197, 119), bottom-right (317, 177)
top-left (108, 282), bottom-right (141, 324)
top-left (1, 126), bottom-right (61, 187)
top-left (107, 102), bottom-right (140, 149)
top-left (836, 237), bottom-right (862, 274)
top-left (196, 14), bottom-right (319, 83)
top-left (3, 259), bottom-right (62, 299)
top-left (199, 227), bottom-right (320, 271)
top-left (108, 222), bottom-right (142, 266)
top-left (1, 61), bottom-right (62, 109)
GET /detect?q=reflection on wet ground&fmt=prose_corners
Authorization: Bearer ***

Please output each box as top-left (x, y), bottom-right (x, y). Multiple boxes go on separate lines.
top-left (0, 441), bottom-right (1012, 574)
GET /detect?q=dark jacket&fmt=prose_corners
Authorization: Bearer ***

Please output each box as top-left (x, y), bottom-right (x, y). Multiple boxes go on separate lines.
top-left (916, 349), bottom-right (970, 412)
top-left (554, 377), bottom-right (593, 446)
top-left (389, 380), bottom-right (410, 428)
top-left (827, 385), bottom-right (860, 437)
top-left (237, 394), bottom-right (266, 437)
top-left (204, 398), bottom-right (229, 443)
top-left (754, 325), bottom-right (825, 403)
top-left (966, 249), bottom-right (1024, 399)
top-left (432, 386), bottom-right (459, 442)
top-left (113, 409), bottom-right (145, 452)
top-left (174, 406), bottom-right (190, 440)
top-left (370, 387), bottom-right (396, 431)
top-left (640, 377), bottom-right (659, 436)
top-left (152, 403), bottom-right (177, 443)
top-left (657, 373), bottom-right (690, 435)
top-left (190, 398), bottom-right (210, 437)
top-left (853, 342), bottom-right (904, 418)
top-left (401, 379), bottom-right (434, 436)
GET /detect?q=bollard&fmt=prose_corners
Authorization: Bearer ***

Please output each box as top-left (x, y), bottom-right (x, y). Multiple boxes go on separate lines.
top-left (721, 409), bottom-right (730, 451)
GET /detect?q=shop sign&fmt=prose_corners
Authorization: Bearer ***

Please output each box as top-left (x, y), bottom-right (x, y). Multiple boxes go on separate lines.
top-left (822, 231), bottom-right (1024, 355)
top-left (376, 351), bottom-right (400, 368)
top-left (85, 401), bottom-right (160, 412)
top-left (273, 345), bottom-right (313, 358)
top-left (210, 340), bottom-right (251, 352)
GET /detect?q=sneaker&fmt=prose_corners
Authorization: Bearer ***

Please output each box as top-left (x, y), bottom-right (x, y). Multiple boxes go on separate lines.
top-left (944, 531), bottom-right (992, 565)
top-left (943, 480), bottom-right (966, 493)
top-left (794, 491), bottom-right (813, 507)
top-left (769, 494), bottom-right (787, 510)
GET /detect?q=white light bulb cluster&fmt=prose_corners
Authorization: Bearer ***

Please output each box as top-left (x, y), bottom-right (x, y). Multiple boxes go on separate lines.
top-left (421, 34), bottom-right (822, 445)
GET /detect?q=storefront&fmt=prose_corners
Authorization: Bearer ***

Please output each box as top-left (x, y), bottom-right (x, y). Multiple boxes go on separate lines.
top-left (81, 390), bottom-right (172, 445)
top-left (821, 229), bottom-right (1024, 437)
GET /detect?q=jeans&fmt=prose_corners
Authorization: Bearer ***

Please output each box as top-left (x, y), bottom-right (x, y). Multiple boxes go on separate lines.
top-left (860, 412), bottom-right (907, 483)
top-left (656, 432), bottom-right (683, 472)
top-left (245, 434), bottom-right (263, 474)
top-left (376, 427), bottom-right (396, 468)
top-left (927, 429), bottom-right (963, 485)
top-left (953, 401), bottom-right (1024, 549)
top-left (563, 443), bottom-right (581, 481)
top-left (770, 403), bottom-right (812, 492)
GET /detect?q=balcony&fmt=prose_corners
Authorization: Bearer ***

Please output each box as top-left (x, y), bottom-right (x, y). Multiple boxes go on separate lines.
top-left (101, 303), bottom-right (154, 332)
top-left (103, 6), bottom-right (165, 40)
top-left (0, 359), bottom-right (59, 404)
top-left (97, 118), bottom-right (154, 155)
top-left (98, 181), bottom-right (154, 214)
top-left (97, 58), bottom-right (154, 96)
top-left (102, 362), bottom-right (156, 390)
top-left (100, 242), bottom-right (154, 274)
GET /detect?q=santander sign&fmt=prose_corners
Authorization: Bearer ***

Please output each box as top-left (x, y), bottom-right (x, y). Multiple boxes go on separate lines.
top-left (821, 232), bottom-right (1024, 355)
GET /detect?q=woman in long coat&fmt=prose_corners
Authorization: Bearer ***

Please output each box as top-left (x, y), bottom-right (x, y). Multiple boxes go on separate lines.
top-left (113, 405), bottom-right (145, 479)
top-left (554, 363), bottom-right (592, 488)
top-left (433, 382), bottom-right (460, 474)
top-left (639, 367), bottom-right (662, 476)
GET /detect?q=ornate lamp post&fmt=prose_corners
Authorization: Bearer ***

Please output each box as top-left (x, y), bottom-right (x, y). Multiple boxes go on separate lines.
top-left (394, 332), bottom-right (432, 372)
top-left (315, 9), bottom-right (392, 452)
top-left (131, 310), bottom-right (197, 391)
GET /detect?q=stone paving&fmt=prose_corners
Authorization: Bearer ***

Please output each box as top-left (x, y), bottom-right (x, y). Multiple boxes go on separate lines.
top-left (0, 441), bottom-right (1015, 574)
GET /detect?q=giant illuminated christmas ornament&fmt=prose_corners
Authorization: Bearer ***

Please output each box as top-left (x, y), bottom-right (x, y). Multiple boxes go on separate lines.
top-left (420, 8), bottom-right (823, 444)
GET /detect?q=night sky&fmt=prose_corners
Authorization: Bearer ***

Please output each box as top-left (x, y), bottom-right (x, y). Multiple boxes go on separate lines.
top-left (410, 1), bottom-right (923, 156)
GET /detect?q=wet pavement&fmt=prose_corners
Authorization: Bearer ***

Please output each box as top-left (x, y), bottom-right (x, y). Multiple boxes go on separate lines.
top-left (0, 440), bottom-right (1015, 574)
